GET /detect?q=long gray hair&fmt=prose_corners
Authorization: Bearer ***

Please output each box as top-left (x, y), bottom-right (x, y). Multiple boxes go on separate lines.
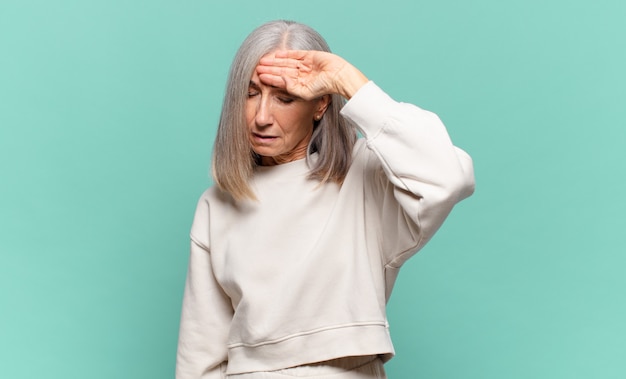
top-left (212, 20), bottom-right (357, 201)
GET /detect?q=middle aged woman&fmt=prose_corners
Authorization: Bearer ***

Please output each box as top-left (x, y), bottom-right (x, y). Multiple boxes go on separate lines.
top-left (176, 20), bottom-right (475, 379)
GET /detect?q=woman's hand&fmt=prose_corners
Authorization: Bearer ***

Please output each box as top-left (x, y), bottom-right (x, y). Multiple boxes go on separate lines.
top-left (256, 50), bottom-right (368, 100)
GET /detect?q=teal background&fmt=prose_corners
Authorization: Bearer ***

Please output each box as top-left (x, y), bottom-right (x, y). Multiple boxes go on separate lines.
top-left (1, 0), bottom-right (624, 378)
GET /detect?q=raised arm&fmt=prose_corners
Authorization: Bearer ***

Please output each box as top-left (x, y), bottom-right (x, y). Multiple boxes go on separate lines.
top-left (257, 49), bottom-right (475, 268)
top-left (342, 83), bottom-right (475, 268)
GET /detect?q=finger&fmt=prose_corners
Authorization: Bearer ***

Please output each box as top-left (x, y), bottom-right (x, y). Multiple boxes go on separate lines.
top-left (257, 73), bottom-right (287, 89)
top-left (257, 57), bottom-right (301, 69)
top-left (256, 65), bottom-right (300, 79)
top-left (257, 63), bottom-right (312, 80)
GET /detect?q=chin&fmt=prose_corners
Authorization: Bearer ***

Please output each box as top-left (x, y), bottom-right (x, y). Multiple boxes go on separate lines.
top-left (252, 147), bottom-right (277, 159)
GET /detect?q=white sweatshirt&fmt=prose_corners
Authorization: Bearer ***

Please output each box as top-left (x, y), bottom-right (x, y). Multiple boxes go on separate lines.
top-left (176, 82), bottom-right (475, 378)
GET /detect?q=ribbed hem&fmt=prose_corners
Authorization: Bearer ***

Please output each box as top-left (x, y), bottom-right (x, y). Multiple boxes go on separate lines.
top-left (226, 323), bottom-right (395, 375)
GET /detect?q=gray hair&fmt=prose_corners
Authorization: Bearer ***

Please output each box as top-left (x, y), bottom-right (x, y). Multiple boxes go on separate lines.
top-left (212, 20), bottom-right (357, 201)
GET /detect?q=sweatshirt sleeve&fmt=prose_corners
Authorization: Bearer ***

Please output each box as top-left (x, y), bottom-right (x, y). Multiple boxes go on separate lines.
top-left (340, 81), bottom-right (475, 268)
top-left (176, 195), bottom-right (233, 379)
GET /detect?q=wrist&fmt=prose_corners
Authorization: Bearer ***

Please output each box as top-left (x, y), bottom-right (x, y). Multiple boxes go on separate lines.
top-left (336, 63), bottom-right (369, 99)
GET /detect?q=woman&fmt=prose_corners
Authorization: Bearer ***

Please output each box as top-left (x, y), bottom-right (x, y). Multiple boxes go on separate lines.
top-left (176, 20), bottom-right (474, 379)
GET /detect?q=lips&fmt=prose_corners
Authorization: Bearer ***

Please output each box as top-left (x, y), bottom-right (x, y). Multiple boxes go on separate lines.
top-left (252, 132), bottom-right (278, 144)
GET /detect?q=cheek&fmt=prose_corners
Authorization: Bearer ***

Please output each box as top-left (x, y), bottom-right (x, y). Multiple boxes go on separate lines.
top-left (285, 106), bottom-right (316, 129)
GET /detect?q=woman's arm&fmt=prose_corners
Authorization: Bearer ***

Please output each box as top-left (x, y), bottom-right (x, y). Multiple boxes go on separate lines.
top-left (257, 51), bottom-right (475, 267)
top-left (176, 196), bottom-right (233, 379)
top-left (341, 82), bottom-right (475, 267)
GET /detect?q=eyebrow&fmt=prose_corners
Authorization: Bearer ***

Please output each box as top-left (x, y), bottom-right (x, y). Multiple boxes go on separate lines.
top-left (248, 80), bottom-right (295, 98)
top-left (248, 80), bottom-right (261, 90)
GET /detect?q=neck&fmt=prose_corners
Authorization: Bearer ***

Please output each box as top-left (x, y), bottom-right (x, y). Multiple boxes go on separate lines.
top-left (260, 144), bottom-right (308, 166)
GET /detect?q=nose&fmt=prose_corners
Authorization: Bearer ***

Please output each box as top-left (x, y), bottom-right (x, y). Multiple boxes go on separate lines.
top-left (255, 95), bottom-right (273, 127)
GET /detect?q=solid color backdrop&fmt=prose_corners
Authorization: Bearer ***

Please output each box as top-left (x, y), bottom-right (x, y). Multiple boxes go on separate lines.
top-left (1, 1), bottom-right (625, 378)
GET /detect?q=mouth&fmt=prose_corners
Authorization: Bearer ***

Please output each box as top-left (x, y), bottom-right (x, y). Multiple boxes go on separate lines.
top-left (252, 133), bottom-right (278, 143)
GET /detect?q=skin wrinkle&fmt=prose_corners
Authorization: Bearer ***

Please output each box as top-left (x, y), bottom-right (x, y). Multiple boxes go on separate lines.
top-left (246, 69), bottom-right (329, 166)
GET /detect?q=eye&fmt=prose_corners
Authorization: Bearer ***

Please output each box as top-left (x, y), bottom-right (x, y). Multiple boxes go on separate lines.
top-left (247, 89), bottom-right (259, 97)
top-left (277, 96), bottom-right (294, 104)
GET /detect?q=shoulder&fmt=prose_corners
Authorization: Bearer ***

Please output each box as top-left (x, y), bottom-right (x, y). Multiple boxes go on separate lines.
top-left (193, 187), bottom-right (232, 218)
top-left (190, 186), bottom-right (235, 250)
top-left (197, 186), bottom-right (234, 205)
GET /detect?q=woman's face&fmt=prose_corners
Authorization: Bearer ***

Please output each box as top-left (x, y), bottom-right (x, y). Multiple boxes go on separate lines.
top-left (246, 70), bottom-right (328, 166)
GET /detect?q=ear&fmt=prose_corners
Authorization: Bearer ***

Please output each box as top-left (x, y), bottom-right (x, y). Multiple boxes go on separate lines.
top-left (314, 95), bottom-right (331, 120)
